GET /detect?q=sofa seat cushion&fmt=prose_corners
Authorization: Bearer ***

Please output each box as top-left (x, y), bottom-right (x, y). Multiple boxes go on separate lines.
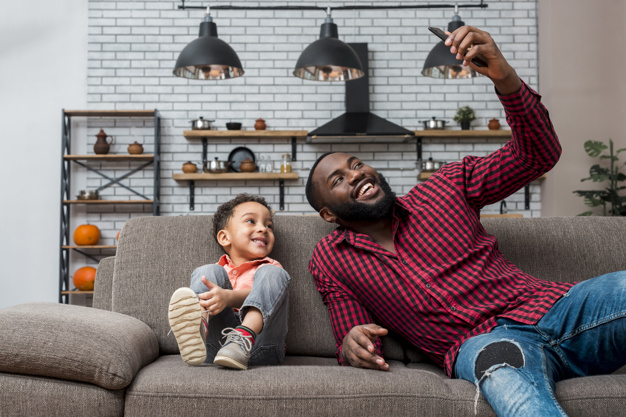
top-left (0, 303), bottom-right (159, 390)
top-left (125, 355), bottom-right (463, 417)
top-left (0, 372), bottom-right (125, 417)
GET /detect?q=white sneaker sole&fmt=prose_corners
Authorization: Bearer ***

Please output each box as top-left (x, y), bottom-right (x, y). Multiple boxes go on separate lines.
top-left (168, 287), bottom-right (206, 366)
top-left (213, 355), bottom-right (248, 370)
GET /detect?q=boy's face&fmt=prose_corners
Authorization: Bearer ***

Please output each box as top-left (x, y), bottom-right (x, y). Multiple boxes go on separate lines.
top-left (217, 201), bottom-right (275, 265)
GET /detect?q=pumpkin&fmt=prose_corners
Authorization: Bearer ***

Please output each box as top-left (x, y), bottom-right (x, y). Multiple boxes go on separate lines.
top-left (73, 224), bottom-right (100, 246)
top-left (73, 266), bottom-right (96, 291)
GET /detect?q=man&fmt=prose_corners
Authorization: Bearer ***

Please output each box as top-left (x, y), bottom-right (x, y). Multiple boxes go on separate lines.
top-left (305, 26), bottom-right (626, 416)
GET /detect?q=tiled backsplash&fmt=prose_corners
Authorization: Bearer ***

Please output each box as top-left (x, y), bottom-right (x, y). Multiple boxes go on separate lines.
top-left (83, 0), bottom-right (541, 245)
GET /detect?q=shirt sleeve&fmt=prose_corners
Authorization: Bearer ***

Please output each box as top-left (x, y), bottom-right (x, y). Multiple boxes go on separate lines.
top-left (309, 259), bottom-right (384, 366)
top-left (437, 80), bottom-right (562, 210)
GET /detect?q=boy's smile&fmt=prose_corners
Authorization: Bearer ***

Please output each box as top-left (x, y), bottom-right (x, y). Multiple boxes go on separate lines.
top-left (217, 201), bottom-right (275, 266)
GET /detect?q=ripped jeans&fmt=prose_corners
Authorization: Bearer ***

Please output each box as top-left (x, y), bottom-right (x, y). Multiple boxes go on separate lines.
top-left (190, 263), bottom-right (290, 366)
top-left (454, 271), bottom-right (626, 416)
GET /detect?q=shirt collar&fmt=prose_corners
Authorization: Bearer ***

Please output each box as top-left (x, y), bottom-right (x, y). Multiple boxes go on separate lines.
top-left (217, 254), bottom-right (274, 269)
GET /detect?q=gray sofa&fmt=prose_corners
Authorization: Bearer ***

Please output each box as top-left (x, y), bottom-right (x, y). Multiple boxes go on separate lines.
top-left (2, 215), bottom-right (626, 416)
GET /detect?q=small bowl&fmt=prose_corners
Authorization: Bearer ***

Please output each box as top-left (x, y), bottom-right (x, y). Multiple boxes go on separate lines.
top-left (226, 122), bottom-right (242, 130)
top-left (77, 190), bottom-right (100, 200)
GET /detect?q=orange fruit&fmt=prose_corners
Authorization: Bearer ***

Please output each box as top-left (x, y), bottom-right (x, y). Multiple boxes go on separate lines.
top-left (73, 266), bottom-right (96, 291)
top-left (73, 224), bottom-right (100, 246)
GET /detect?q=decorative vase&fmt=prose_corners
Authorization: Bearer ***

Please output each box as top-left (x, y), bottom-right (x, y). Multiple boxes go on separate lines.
top-left (240, 157), bottom-right (256, 172)
top-left (460, 121), bottom-right (471, 130)
top-left (94, 129), bottom-right (114, 154)
top-left (254, 118), bottom-right (266, 130)
top-left (488, 118), bottom-right (501, 130)
top-left (182, 161), bottom-right (197, 173)
top-left (127, 141), bottom-right (144, 155)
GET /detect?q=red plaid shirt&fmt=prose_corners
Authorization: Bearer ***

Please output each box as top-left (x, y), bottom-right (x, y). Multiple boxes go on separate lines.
top-left (309, 81), bottom-right (574, 377)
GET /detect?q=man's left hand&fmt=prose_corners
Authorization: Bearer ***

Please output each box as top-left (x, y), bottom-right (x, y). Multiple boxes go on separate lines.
top-left (445, 26), bottom-right (522, 95)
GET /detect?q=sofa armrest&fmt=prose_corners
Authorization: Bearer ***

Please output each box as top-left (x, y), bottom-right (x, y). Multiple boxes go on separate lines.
top-left (93, 256), bottom-right (115, 311)
top-left (0, 302), bottom-right (159, 390)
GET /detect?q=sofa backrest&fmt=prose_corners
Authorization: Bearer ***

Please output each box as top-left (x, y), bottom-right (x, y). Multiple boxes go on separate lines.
top-left (108, 215), bottom-right (626, 359)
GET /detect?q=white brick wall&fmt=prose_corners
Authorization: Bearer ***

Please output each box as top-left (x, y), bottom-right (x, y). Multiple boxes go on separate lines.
top-left (83, 0), bottom-right (541, 246)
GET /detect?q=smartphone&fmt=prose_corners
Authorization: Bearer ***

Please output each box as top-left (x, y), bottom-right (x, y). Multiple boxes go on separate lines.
top-left (428, 26), bottom-right (487, 68)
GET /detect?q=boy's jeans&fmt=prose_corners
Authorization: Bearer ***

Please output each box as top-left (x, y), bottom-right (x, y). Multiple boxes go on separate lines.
top-left (190, 264), bottom-right (290, 366)
top-left (454, 271), bottom-right (626, 417)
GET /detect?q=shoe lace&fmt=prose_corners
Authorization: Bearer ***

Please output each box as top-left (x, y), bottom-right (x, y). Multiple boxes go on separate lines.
top-left (220, 327), bottom-right (253, 353)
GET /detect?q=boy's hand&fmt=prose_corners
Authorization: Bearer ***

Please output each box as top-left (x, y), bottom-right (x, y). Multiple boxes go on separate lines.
top-left (198, 276), bottom-right (231, 316)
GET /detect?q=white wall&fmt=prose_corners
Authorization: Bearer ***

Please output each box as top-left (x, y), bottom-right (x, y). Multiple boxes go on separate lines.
top-left (0, 0), bottom-right (87, 308)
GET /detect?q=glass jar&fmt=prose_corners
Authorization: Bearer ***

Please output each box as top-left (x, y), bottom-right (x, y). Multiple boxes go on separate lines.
top-left (280, 153), bottom-right (292, 173)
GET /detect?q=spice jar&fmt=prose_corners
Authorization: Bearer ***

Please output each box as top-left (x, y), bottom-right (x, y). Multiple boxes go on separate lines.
top-left (488, 118), bottom-right (501, 130)
top-left (280, 153), bottom-right (292, 173)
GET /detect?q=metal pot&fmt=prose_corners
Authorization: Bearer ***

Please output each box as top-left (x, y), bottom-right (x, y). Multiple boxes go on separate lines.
top-left (205, 157), bottom-right (229, 173)
top-left (77, 190), bottom-right (100, 200)
top-left (422, 117), bottom-right (446, 130)
top-left (190, 117), bottom-right (214, 130)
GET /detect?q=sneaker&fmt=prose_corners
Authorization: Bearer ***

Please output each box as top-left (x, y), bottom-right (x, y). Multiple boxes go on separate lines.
top-left (168, 287), bottom-right (208, 366)
top-left (213, 328), bottom-right (253, 370)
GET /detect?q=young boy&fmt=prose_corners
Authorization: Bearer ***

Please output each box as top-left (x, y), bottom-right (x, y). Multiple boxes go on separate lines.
top-left (168, 194), bottom-right (291, 370)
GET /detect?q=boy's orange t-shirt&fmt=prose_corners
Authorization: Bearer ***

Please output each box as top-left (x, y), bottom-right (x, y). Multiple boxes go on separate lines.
top-left (216, 254), bottom-right (282, 291)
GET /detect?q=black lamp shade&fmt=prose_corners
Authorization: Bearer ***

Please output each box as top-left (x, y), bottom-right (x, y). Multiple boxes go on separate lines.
top-left (421, 15), bottom-right (477, 79)
top-left (173, 20), bottom-right (244, 80)
top-left (293, 21), bottom-right (364, 81)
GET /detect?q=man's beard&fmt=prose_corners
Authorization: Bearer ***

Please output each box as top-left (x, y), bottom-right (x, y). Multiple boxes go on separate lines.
top-left (327, 174), bottom-right (396, 222)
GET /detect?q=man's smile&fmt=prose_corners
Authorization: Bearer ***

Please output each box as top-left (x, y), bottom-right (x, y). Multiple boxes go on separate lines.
top-left (354, 178), bottom-right (378, 201)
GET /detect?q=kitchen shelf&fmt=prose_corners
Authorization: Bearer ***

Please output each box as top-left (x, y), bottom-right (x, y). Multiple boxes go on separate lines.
top-left (174, 172), bottom-right (299, 211)
top-left (59, 108), bottom-right (161, 305)
top-left (64, 154), bottom-right (154, 161)
top-left (62, 245), bottom-right (116, 249)
top-left (63, 200), bottom-right (154, 204)
top-left (413, 129), bottom-right (512, 138)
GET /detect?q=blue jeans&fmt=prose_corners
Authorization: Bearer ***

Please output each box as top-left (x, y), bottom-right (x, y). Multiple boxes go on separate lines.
top-left (454, 271), bottom-right (626, 416)
top-left (190, 264), bottom-right (290, 366)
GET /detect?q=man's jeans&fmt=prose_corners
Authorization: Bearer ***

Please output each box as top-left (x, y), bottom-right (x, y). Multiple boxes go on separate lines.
top-left (454, 271), bottom-right (626, 416)
top-left (190, 264), bottom-right (290, 366)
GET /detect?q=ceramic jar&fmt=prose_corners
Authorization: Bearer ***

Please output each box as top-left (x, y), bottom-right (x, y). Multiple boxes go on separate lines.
top-left (127, 141), bottom-right (144, 155)
top-left (94, 129), bottom-right (114, 155)
top-left (240, 157), bottom-right (256, 172)
top-left (182, 161), bottom-right (197, 173)
top-left (488, 118), bottom-right (501, 130)
top-left (254, 118), bottom-right (266, 130)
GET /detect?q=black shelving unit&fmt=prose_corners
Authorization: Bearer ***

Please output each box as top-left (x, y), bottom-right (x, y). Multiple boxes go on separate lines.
top-left (59, 109), bottom-right (161, 304)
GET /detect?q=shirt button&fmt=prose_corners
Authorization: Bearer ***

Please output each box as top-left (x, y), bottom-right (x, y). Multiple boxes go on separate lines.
top-left (402, 260), bottom-right (408, 265)
top-left (451, 306), bottom-right (456, 311)
top-left (425, 283), bottom-right (431, 288)
top-left (232, 270), bottom-right (238, 275)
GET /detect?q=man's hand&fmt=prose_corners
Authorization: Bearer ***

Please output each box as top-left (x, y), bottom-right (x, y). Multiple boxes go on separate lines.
top-left (445, 26), bottom-right (522, 95)
top-left (341, 324), bottom-right (389, 371)
top-left (198, 276), bottom-right (231, 316)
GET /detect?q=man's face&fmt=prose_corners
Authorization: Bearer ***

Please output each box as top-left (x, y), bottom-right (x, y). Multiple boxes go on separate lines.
top-left (312, 153), bottom-right (396, 225)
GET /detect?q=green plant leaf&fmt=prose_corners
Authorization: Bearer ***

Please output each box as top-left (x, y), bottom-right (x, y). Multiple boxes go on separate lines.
top-left (577, 211), bottom-right (594, 216)
top-left (616, 147), bottom-right (626, 154)
top-left (584, 140), bottom-right (608, 158)
top-left (581, 165), bottom-right (610, 182)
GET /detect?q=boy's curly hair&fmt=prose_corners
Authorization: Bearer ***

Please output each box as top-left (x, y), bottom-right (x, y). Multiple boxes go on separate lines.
top-left (212, 194), bottom-right (272, 242)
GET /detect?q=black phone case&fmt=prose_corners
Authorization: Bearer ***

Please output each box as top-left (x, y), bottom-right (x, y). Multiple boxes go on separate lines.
top-left (427, 27), bottom-right (487, 68)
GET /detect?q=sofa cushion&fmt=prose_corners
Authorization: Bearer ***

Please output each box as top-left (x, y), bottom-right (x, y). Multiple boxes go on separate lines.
top-left (0, 372), bottom-right (125, 417)
top-left (0, 303), bottom-right (159, 390)
top-left (124, 355), bottom-right (461, 417)
top-left (93, 256), bottom-right (115, 311)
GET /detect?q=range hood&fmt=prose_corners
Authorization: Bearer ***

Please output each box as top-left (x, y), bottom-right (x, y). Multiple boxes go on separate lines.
top-left (306, 43), bottom-right (415, 143)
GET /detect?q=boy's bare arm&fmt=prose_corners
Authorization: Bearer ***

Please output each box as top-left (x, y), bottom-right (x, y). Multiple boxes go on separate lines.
top-left (198, 276), bottom-right (251, 315)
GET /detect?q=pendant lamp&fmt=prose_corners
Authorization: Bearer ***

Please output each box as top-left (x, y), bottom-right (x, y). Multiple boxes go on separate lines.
top-left (422, 9), bottom-right (477, 79)
top-left (293, 8), bottom-right (364, 82)
top-left (173, 7), bottom-right (244, 80)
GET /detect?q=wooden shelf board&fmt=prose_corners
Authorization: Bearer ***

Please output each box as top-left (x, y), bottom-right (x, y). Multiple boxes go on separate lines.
top-left (64, 200), bottom-right (153, 204)
top-left (173, 172), bottom-right (299, 181)
top-left (414, 129), bottom-right (512, 138)
top-left (183, 130), bottom-right (308, 139)
top-left (61, 290), bottom-right (94, 295)
top-left (419, 172), bottom-right (547, 181)
top-left (63, 245), bottom-right (116, 249)
top-left (64, 154), bottom-right (154, 161)
top-left (64, 110), bottom-right (155, 117)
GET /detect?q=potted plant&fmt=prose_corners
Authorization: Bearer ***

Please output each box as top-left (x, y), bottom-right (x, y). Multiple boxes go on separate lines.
top-left (453, 106), bottom-right (476, 130)
top-left (573, 139), bottom-right (626, 216)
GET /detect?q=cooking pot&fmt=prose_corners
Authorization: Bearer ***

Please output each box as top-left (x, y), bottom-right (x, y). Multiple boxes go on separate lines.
top-left (205, 157), bottom-right (229, 173)
top-left (190, 117), bottom-right (214, 130)
top-left (422, 117), bottom-right (446, 130)
top-left (421, 158), bottom-right (446, 172)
